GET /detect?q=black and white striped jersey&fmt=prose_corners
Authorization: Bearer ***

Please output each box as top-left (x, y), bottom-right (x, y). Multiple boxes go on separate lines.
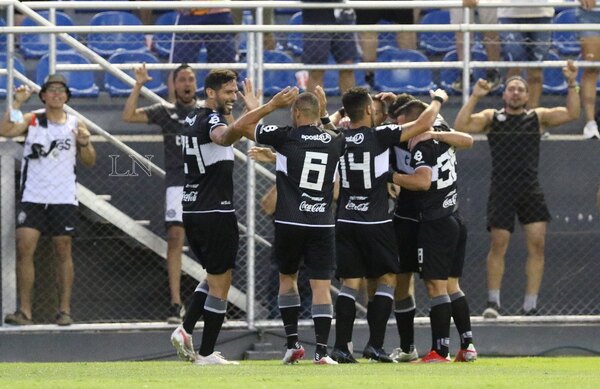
top-left (181, 107), bottom-right (235, 214)
top-left (255, 124), bottom-right (344, 227)
top-left (337, 124), bottom-right (403, 224)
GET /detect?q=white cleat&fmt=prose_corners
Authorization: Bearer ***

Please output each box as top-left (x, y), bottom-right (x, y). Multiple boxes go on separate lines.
top-left (170, 325), bottom-right (197, 362)
top-left (282, 345), bottom-right (305, 365)
top-left (390, 345), bottom-right (419, 362)
top-left (583, 120), bottom-right (600, 139)
top-left (194, 351), bottom-right (239, 365)
top-left (313, 355), bottom-right (339, 365)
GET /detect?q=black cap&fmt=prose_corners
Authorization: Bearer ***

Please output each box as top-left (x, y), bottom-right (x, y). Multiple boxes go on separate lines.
top-left (39, 73), bottom-right (71, 103)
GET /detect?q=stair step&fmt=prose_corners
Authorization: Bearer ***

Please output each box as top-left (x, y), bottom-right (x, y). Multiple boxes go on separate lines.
top-left (96, 194), bottom-right (112, 201)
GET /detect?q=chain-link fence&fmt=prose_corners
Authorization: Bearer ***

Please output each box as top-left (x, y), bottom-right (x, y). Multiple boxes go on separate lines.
top-left (0, 1), bottom-right (599, 326)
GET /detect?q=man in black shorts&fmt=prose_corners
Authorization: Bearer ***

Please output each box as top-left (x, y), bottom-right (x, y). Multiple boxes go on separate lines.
top-left (122, 63), bottom-right (204, 324)
top-left (391, 99), bottom-right (477, 362)
top-left (226, 85), bottom-right (347, 364)
top-left (170, 69), bottom-right (258, 365)
top-left (329, 87), bottom-right (447, 364)
top-left (356, 4), bottom-right (417, 87)
top-left (454, 62), bottom-right (580, 317)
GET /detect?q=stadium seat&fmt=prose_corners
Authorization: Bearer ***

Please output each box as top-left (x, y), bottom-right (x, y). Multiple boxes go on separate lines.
top-left (104, 50), bottom-right (167, 96)
top-left (322, 55), bottom-right (340, 95)
top-left (275, 0), bottom-right (299, 15)
top-left (36, 53), bottom-right (100, 97)
top-left (88, 11), bottom-right (147, 57)
top-left (0, 54), bottom-right (26, 97)
top-left (153, 11), bottom-right (177, 58)
top-left (439, 49), bottom-right (489, 95)
top-left (552, 9), bottom-right (580, 56)
top-left (418, 10), bottom-right (456, 55)
top-left (374, 48), bottom-right (436, 94)
top-left (376, 19), bottom-right (398, 50)
top-left (0, 17), bottom-right (6, 52)
top-left (543, 51), bottom-right (568, 95)
top-left (20, 11), bottom-right (75, 58)
top-left (286, 12), bottom-right (303, 56)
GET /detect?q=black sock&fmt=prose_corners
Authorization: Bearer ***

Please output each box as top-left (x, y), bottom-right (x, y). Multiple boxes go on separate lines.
top-left (199, 295), bottom-right (227, 357)
top-left (312, 304), bottom-right (333, 358)
top-left (429, 296), bottom-right (451, 358)
top-left (450, 292), bottom-right (473, 349)
top-left (395, 296), bottom-right (416, 353)
top-left (280, 306), bottom-right (300, 349)
top-left (367, 294), bottom-right (393, 348)
top-left (334, 295), bottom-right (356, 351)
top-left (183, 290), bottom-right (207, 334)
top-left (366, 301), bottom-right (374, 342)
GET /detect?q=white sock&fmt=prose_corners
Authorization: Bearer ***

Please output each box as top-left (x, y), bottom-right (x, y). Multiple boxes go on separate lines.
top-left (488, 290), bottom-right (500, 306)
top-left (523, 294), bottom-right (538, 311)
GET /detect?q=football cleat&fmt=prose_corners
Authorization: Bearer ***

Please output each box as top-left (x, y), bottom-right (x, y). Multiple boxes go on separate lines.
top-left (454, 344), bottom-right (478, 362)
top-left (282, 345), bottom-right (305, 365)
top-left (194, 351), bottom-right (239, 365)
top-left (171, 325), bottom-right (197, 362)
top-left (363, 344), bottom-right (396, 363)
top-left (420, 350), bottom-right (450, 363)
top-left (390, 345), bottom-right (419, 362)
top-left (313, 354), bottom-right (339, 365)
top-left (330, 348), bottom-right (358, 364)
top-left (482, 302), bottom-right (501, 319)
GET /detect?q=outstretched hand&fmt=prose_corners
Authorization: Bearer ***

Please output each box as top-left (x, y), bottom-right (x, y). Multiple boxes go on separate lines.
top-left (134, 63), bottom-right (152, 85)
top-left (239, 78), bottom-right (261, 112)
top-left (14, 85), bottom-right (32, 104)
top-left (269, 86), bottom-right (299, 109)
top-left (248, 146), bottom-right (276, 163)
top-left (472, 78), bottom-right (491, 97)
top-left (314, 85), bottom-right (328, 117)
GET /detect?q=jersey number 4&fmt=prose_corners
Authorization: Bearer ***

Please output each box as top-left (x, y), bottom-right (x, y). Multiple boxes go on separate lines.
top-left (182, 135), bottom-right (205, 174)
top-left (340, 152), bottom-right (372, 189)
top-left (299, 151), bottom-right (328, 191)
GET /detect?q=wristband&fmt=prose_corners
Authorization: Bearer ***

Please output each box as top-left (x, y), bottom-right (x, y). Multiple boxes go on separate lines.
top-left (10, 109), bottom-right (24, 123)
top-left (337, 107), bottom-right (345, 117)
top-left (432, 95), bottom-right (445, 104)
top-left (320, 116), bottom-right (331, 125)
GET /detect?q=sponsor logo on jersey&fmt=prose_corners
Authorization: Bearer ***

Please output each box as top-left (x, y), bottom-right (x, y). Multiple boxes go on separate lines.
top-left (496, 113), bottom-right (506, 122)
top-left (220, 200), bottom-right (231, 205)
top-left (186, 184), bottom-right (199, 188)
top-left (301, 132), bottom-right (331, 143)
top-left (259, 125), bottom-right (278, 133)
top-left (65, 226), bottom-right (75, 232)
top-left (17, 211), bottom-right (27, 225)
top-left (185, 115), bottom-right (197, 127)
top-left (299, 201), bottom-right (327, 213)
top-left (413, 150), bottom-right (423, 162)
top-left (301, 192), bottom-right (324, 201)
top-left (182, 191), bottom-right (198, 202)
top-left (345, 133), bottom-right (364, 144)
top-left (443, 192), bottom-right (458, 208)
top-left (344, 199), bottom-right (370, 211)
top-left (208, 114), bottom-right (221, 125)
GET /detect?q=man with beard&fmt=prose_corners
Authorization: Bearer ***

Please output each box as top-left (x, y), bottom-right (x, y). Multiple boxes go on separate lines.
top-left (122, 63), bottom-right (203, 324)
top-left (454, 60), bottom-right (579, 318)
top-left (170, 69), bottom-right (258, 365)
top-left (330, 87), bottom-right (447, 364)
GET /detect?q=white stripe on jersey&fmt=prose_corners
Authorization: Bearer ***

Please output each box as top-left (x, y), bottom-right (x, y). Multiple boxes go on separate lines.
top-left (21, 111), bottom-right (78, 205)
top-left (182, 209), bottom-right (236, 214)
top-left (274, 220), bottom-right (335, 228)
top-left (336, 219), bottom-right (392, 225)
top-left (374, 148), bottom-right (389, 178)
top-left (199, 142), bottom-right (234, 166)
top-left (275, 152), bottom-right (287, 174)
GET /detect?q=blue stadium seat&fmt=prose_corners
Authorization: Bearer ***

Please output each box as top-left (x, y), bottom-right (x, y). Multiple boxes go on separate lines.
top-left (275, 0), bottom-right (299, 15)
top-left (20, 11), bottom-right (75, 58)
top-left (374, 48), bottom-right (436, 94)
top-left (153, 11), bottom-right (177, 58)
top-left (322, 55), bottom-right (340, 95)
top-left (286, 12), bottom-right (303, 56)
top-left (376, 19), bottom-right (398, 50)
top-left (36, 53), bottom-right (100, 97)
top-left (0, 54), bottom-right (26, 97)
top-left (543, 51), bottom-right (568, 95)
top-left (418, 10), bottom-right (455, 55)
top-left (440, 49), bottom-right (488, 95)
top-left (0, 17), bottom-right (6, 52)
top-left (88, 11), bottom-right (147, 57)
top-left (104, 50), bottom-right (167, 96)
top-left (552, 9), bottom-right (580, 56)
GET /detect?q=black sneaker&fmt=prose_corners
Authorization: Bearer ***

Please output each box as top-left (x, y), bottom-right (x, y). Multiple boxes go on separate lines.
top-left (363, 344), bottom-right (395, 363)
top-left (482, 301), bottom-right (501, 319)
top-left (331, 348), bottom-right (358, 364)
top-left (522, 308), bottom-right (539, 316)
top-left (4, 310), bottom-right (33, 325)
top-left (167, 304), bottom-right (185, 324)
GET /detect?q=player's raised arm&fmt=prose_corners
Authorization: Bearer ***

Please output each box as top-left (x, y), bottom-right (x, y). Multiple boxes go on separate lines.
top-left (398, 89), bottom-right (448, 141)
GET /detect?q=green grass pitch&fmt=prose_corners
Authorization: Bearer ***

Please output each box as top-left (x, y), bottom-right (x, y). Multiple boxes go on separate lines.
top-left (1, 357), bottom-right (599, 388)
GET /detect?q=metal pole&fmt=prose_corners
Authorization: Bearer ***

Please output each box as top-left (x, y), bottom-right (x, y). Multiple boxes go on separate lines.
top-left (49, 7), bottom-right (56, 74)
top-left (0, 150), bottom-right (17, 326)
top-left (461, 6), bottom-right (471, 105)
top-left (6, 3), bottom-right (15, 109)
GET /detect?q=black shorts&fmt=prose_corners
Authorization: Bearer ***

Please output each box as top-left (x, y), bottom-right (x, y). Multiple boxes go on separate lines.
top-left (335, 222), bottom-right (400, 279)
top-left (418, 214), bottom-right (463, 280)
top-left (16, 202), bottom-right (78, 236)
top-left (356, 9), bottom-right (414, 25)
top-left (183, 212), bottom-right (239, 275)
top-left (449, 214), bottom-right (467, 279)
top-left (487, 183), bottom-right (551, 232)
top-left (274, 223), bottom-right (335, 280)
top-left (394, 215), bottom-right (420, 273)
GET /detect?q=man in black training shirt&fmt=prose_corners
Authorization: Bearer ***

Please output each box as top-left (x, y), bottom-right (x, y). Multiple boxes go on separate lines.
top-left (169, 70), bottom-right (258, 365)
top-left (122, 63), bottom-right (204, 324)
top-left (455, 61), bottom-right (579, 317)
top-left (226, 85), bottom-right (346, 364)
top-left (330, 87), bottom-right (447, 364)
